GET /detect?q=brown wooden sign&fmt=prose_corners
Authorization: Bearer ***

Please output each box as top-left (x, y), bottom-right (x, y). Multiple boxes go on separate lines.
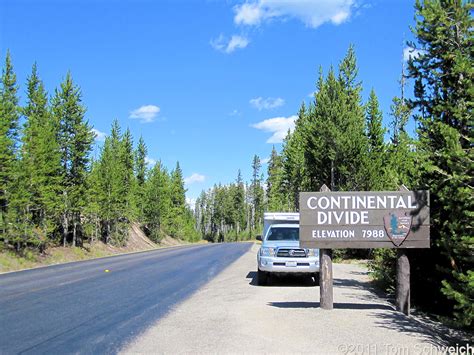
top-left (299, 190), bottom-right (430, 249)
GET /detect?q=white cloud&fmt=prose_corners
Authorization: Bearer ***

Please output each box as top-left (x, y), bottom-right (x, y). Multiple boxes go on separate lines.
top-left (250, 97), bottom-right (285, 110)
top-left (91, 128), bottom-right (106, 142)
top-left (210, 34), bottom-right (226, 52)
top-left (210, 34), bottom-right (249, 54)
top-left (145, 156), bottom-right (156, 166)
top-left (403, 47), bottom-right (423, 61)
top-left (184, 173), bottom-right (206, 185)
top-left (129, 105), bottom-right (161, 123)
top-left (227, 35), bottom-right (250, 53)
top-left (331, 9), bottom-right (350, 24)
top-left (251, 115), bottom-right (297, 143)
top-left (234, 2), bottom-right (264, 25)
top-left (261, 157), bottom-right (271, 164)
top-left (234, 0), bottom-right (355, 29)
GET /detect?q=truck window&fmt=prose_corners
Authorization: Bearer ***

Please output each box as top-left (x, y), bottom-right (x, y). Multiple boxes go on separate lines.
top-left (266, 227), bottom-right (299, 241)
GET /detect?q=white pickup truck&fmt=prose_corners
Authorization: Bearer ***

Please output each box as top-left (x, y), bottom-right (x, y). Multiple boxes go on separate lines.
top-left (256, 212), bottom-right (320, 285)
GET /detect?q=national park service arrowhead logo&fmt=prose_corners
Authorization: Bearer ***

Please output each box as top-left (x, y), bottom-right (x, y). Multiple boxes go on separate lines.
top-left (383, 212), bottom-right (412, 247)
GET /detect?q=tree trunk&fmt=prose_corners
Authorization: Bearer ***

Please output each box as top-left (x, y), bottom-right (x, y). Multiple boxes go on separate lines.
top-left (94, 218), bottom-right (99, 244)
top-left (246, 206), bottom-right (250, 233)
top-left (330, 159), bottom-right (335, 191)
top-left (62, 214), bottom-right (68, 247)
top-left (106, 221), bottom-right (111, 244)
top-left (72, 220), bottom-right (77, 247)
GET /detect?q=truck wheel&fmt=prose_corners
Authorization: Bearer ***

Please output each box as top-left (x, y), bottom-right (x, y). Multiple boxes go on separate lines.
top-left (257, 269), bottom-right (269, 286)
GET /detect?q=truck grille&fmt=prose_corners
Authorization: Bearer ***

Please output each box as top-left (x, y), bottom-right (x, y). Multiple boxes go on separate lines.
top-left (276, 248), bottom-right (307, 258)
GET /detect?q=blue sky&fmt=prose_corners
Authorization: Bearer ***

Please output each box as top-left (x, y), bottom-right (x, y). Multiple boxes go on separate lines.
top-left (1, 0), bottom-right (419, 204)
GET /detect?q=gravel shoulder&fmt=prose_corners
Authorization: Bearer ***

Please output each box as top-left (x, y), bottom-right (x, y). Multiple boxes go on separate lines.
top-left (122, 244), bottom-right (468, 354)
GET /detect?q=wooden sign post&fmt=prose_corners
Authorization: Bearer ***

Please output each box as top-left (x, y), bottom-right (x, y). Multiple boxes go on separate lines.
top-left (299, 187), bottom-right (430, 315)
top-left (319, 184), bottom-right (333, 310)
top-left (396, 185), bottom-right (411, 315)
top-left (397, 249), bottom-right (410, 315)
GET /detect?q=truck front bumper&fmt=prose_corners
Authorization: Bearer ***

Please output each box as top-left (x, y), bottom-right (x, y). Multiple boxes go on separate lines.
top-left (258, 256), bottom-right (320, 273)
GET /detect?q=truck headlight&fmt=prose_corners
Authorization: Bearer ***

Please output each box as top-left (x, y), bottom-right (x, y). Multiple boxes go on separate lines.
top-left (307, 249), bottom-right (319, 257)
top-left (260, 247), bottom-right (276, 257)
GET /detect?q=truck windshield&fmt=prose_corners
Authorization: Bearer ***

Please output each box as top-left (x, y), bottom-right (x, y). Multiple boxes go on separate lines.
top-left (266, 227), bottom-right (299, 241)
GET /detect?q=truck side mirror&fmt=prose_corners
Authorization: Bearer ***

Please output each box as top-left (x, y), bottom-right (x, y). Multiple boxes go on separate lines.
top-left (256, 235), bottom-right (262, 241)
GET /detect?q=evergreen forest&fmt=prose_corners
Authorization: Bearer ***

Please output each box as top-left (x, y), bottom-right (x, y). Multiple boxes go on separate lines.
top-left (0, 61), bottom-right (198, 250)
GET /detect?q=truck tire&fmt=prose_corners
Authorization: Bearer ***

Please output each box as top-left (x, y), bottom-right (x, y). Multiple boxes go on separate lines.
top-left (257, 269), bottom-right (269, 286)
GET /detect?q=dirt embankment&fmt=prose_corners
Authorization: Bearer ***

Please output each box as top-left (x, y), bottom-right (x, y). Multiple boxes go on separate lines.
top-left (0, 223), bottom-right (189, 273)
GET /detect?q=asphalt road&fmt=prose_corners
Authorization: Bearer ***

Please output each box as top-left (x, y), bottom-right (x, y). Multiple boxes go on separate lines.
top-left (0, 242), bottom-right (252, 355)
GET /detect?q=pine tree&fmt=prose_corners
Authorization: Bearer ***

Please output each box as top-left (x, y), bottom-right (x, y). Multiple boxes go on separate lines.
top-left (212, 184), bottom-right (227, 242)
top-left (250, 155), bottom-right (264, 233)
top-left (386, 96), bottom-right (419, 188)
top-left (0, 51), bottom-right (20, 239)
top-left (21, 64), bottom-right (62, 242)
top-left (52, 72), bottom-right (94, 247)
top-left (408, 0), bottom-right (473, 327)
top-left (390, 96), bottom-right (411, 146)
top-left (225, 183), bottom-right (238, 239)
top-left (120, 128), bottom-right (135, 219)
top-left (303, 47), bottom-right (369, 192)
top-left (144, 162), bottom-right (172, 242)
top-left (96, 120), bottom-right (129, 245)
top-left (233, 170), bottom-right (246, 235)
top-left (366, 89), bottom-right (385, 153)
top-left (170, 162), bottom-right (186, 210)
top-left (194, 192), bottom-right (204, 235)
top-left (199, 188), bottom-right (212, 240)
top-left (281, 102), bottom-right (307, 211)
top-left (84, 159), bottom-right (101, 243)
top-left (168, 162), bottom-right (187, 238)
top-left (266, 146), bottom-right (285, 211)
top-left (336, 45), bottom-right (369, 191)
top-left (6, 159), bottom-right (35, 250)
top-left (364, 89), bottom-right (388, 190)
top-left (134, 136), bottom-right (147, 222)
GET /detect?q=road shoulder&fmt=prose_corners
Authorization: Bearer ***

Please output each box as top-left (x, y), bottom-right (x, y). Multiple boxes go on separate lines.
top-left (122, 244), bottom-right (466, 354)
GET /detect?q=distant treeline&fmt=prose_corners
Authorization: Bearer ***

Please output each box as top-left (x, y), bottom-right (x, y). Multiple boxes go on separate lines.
top-left (0, 57), bottom-right (198, 251)
top-left (195, 159), bottom-right (264, 242)
top-left (195, 1), bottom-right (473, 328)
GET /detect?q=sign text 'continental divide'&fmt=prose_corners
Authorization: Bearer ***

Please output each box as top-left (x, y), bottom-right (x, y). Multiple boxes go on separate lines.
top-left (305, 194), bottom-right (418, 225)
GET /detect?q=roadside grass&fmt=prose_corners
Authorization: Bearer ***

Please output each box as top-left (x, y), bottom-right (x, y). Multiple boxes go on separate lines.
top-left (0, 250), bottom-right (39, 272)
top-left (0, 237), bottom-right (163, 274)
top-left (46, 245), bottom-right (111, 265)
top-left (0, 244), bottom-right (120, 273)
